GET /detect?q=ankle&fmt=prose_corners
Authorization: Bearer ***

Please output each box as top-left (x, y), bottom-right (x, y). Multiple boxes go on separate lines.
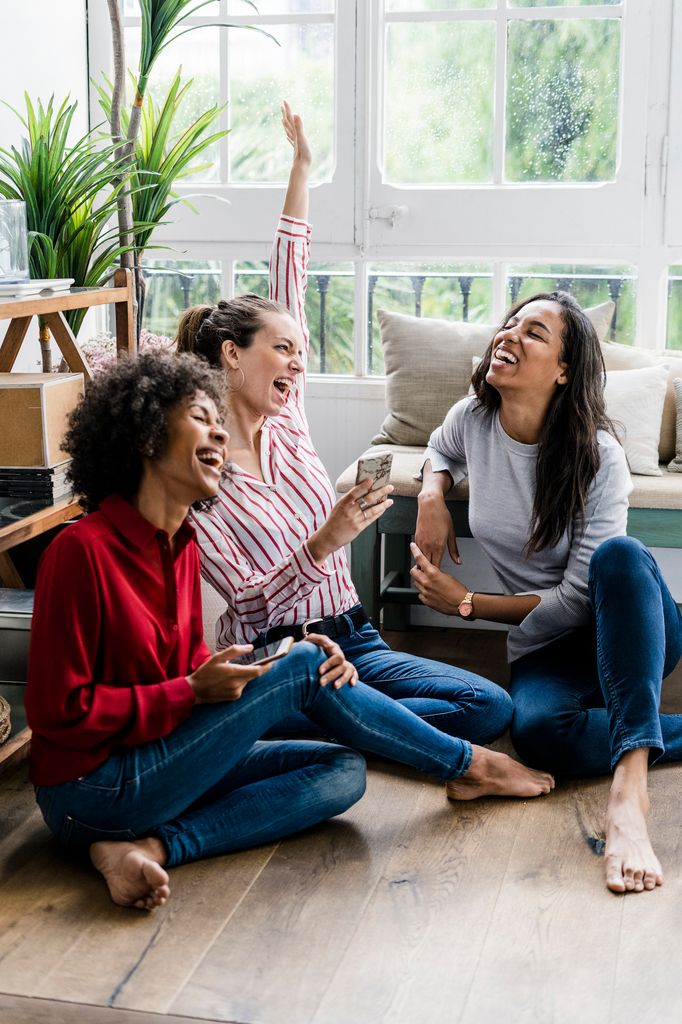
top-left (134, 836), bottom-right (167, 866)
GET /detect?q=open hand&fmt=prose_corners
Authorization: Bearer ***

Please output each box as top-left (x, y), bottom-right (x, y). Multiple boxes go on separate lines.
top-left (303, 634), bottom-right (358, 689)
top-left (281, 99), bottom-right (311, 168)
top-left (410, 542), bottom-right (467, 615)
top-left (307, 479), bottom-right (394, 563)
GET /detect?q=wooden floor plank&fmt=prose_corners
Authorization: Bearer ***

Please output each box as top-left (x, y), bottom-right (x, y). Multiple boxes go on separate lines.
top-left (609, 765), bottom-right (682, 1024)
top-left (169, 764), bottom-right (428, 1024)
top-left (0, 992), bottom-right (230, 1024)
top-left (309, 786), bottom-right (524, 1024)
top-left (459, 777), bottom-right (627, 1024)
top-left (0, 837), bottom-right (277, 1013)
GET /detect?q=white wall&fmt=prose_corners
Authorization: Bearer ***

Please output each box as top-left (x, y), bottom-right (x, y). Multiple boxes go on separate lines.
top-left (0, 0), bottom-right (90, 372)
top-left (0, 1), bottom-right (88, 148)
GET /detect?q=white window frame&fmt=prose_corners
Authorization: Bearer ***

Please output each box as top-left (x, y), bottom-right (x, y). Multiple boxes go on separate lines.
top-left (86, 0), bottom-right (680, 377)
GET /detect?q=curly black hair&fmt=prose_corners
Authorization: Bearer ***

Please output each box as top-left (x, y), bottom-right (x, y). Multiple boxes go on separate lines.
top-left (63, 351), bottom-right (226, 513)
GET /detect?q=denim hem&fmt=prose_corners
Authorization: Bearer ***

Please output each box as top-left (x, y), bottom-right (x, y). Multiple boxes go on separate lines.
top-left (451, 740), bottom-right (473, 780)
top-left (610, 738), bottom-right (664, 773)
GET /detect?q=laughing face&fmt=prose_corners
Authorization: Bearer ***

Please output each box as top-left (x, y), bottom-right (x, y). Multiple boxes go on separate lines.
top-left (221, 311), bottom-right (304, 418)
top-left (151, 391), bottom-right (229, 505)
top-left (486, 299), bottom-right (569, 399)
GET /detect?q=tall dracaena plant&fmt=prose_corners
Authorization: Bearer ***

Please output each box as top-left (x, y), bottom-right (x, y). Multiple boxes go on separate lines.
top-left (106, 0), bottom-right (265, 338)
top-left (98, 71), bottom-right (226, 254)
top-left (0, 95), bottom-right (138, 369)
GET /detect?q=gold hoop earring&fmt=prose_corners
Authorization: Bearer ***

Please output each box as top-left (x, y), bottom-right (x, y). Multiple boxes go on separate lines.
top-left (226, 367), bottom-right (245, 392)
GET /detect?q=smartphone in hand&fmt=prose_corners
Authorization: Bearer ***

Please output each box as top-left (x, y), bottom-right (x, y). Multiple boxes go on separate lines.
top-left (355, 452), bottom-right (393, 493)
top-left (231, 636), bottom-right (295, 667)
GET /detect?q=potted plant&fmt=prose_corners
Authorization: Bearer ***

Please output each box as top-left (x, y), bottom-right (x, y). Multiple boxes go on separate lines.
top-left (0, 95), bottom-right (138, 370)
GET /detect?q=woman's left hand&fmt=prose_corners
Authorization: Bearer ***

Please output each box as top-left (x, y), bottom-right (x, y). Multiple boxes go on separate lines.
top-left (304, 634), bottom-right (358, 689)
top-left (410, 542), bottom-right (468, 615)
top-left (281, 99), bottom-right (311, 168)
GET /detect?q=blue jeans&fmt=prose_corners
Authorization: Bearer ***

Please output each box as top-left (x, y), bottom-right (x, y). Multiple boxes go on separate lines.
top-left (36, 642), bottom-right (475, 867)
top-left (510, 537), bottom-right (682, 777)
top-left (269, 621), bottom-right (513, 743)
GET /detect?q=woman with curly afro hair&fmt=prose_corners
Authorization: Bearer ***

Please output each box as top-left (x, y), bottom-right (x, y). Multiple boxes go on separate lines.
top-left (26, 351), bottom-right (552, 911)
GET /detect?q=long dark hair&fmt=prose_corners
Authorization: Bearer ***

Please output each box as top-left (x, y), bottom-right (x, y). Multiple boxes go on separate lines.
top-left (175, 295), bottom-right (290, 367)
top-left (471, 291), bottom-right (614, 554)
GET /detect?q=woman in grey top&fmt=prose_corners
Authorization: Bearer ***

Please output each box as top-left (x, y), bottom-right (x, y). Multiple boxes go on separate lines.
top-left (413, 291), bottom-right (682, 896)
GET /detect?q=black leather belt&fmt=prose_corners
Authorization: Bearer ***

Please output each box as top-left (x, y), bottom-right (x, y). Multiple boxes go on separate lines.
top-left (258, 604), bottom-right (369, 645)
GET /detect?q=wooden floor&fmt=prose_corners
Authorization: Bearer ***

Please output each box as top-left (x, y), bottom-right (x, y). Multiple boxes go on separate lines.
top-left (2, 627), bottom-right (682, 1024)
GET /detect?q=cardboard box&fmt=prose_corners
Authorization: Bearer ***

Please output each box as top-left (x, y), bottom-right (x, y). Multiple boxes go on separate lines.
top-left (0, 373), bottom-right (84, 468)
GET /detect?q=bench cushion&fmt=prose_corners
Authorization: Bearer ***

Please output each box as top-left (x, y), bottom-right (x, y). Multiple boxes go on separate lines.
top-left (336, 444), bottom-right (682, 510)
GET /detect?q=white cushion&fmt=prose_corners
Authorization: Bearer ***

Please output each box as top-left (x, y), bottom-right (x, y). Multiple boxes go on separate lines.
top-left (601, 341), bottom-right (682, 462)
top-left (669, 378), bottom-right (682, 472)
top-left (605, 364), bottom-right (669, 476)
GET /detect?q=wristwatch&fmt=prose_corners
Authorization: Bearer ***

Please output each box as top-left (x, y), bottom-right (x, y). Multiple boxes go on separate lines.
top-left (458, 591), bottom-right (476, 620)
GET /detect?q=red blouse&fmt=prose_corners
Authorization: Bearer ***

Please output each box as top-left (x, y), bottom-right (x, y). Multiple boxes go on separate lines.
top-left (26, 495), bottom-right (206, 786)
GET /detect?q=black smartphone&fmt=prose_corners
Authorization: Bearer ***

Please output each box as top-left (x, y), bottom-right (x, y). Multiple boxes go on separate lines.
top-left (232, 636), bottom-right (295, 666)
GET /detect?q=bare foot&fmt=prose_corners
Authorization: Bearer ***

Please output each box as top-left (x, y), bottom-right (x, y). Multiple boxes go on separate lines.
top-left (446, 745), bottom-right (555, 801)
top-left (90, 838), bottom-right (170, 910)
top-left (604, 752), bottom-right (662, 894)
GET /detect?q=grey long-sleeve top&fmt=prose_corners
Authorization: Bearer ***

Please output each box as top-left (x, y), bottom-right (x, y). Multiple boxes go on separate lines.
top-left (423, 397), bottom-right (632, 662)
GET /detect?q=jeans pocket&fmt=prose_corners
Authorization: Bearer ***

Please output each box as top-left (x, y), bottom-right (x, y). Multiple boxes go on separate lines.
top-left (61, 814), bottom-right (137, 856)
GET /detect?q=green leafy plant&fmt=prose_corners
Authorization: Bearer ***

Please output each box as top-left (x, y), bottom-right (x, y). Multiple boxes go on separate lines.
top-left (97, 71), bottom-right (226, 253)
top-left (0, 95), bottom-right (139, 365)
top-left (106, 0), bottom-right (272, 335)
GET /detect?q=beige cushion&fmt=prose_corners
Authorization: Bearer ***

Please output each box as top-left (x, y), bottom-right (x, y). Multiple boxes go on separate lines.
top-left (604, 364), bottom-right (669, 476)
top-left (373, 302), bottom-right (615, 447)
top-left (669, 379), bottom-right (682, 473)
top-left (601, 341), bottom-right (682, 462)
top-left (372, 311), bottom-right (492, 446)
top-left (336, 444), bottom-right (682, 511)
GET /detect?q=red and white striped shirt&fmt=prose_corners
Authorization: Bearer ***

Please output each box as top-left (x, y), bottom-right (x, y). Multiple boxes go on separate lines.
top-left (192, 215), bottom-right (359, 648)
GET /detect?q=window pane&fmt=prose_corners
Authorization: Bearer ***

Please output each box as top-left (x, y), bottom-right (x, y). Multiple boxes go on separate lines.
top-left (229, 24), bottom-right (334, 183)
top-left (234, 261), bottom-right (354, 374)
top-left (506, 264), bottom-right (635, 345)
top-left (368, 263), bottom-right (494, 375)
top-left (141, 259), bottom-right (222, 338)
top-left (510, 1), bottom-right (620, 7)
top-left (228, 1), bottom-right (334, 12)
top-left (384, 23), bottom-right (495, 183)
top-left (667, 267), bottom-right (682, 352)
top-left (386, 1), bottom-right (493, 10)
top-left (506, 19), bottom-right (620, 182)
top-left (124, 26), bottom-right (221, 182)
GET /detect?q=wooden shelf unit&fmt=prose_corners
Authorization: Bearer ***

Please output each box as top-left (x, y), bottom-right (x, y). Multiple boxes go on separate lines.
top-left (0, 271), bottom-right (134, 772)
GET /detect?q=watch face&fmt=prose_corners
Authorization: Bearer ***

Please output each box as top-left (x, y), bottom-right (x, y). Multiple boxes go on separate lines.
top-left (459, 601), bottom-right (473, 617)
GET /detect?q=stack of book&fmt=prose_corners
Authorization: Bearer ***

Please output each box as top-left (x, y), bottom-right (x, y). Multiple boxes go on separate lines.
top-left (0, 460), bottom-right (72, 503)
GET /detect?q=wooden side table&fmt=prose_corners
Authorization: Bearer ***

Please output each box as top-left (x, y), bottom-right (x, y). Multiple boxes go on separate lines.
top-left (0, 268), bottom-right (134, 376)
top-left (0, 269), bottom-right (135, 771)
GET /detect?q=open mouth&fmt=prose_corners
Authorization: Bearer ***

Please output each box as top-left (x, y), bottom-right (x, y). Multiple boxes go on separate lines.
top-left (273, 377), bottom-right (292, 396)
top-left (493, 347), bottom-right (518, 365)
top-left (196, 448), bottom-right (225, 471)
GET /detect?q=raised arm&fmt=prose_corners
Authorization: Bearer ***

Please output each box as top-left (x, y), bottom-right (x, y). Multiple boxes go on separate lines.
top-left (281, 99), bottom-right (311, 221)
top-left (270, 103), bottom-right (313, 398)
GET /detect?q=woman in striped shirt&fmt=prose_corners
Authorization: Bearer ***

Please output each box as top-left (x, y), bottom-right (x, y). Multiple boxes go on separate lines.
top-left (179, 103), bottom-right (512, 745)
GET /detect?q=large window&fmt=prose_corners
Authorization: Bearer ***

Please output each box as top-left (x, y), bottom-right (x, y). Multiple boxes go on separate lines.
top-left (90, 1), bottom-right (679, 373)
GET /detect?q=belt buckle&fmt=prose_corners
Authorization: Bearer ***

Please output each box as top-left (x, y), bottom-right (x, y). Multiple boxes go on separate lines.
top-left (302, 617), bottom-right (324, 637)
